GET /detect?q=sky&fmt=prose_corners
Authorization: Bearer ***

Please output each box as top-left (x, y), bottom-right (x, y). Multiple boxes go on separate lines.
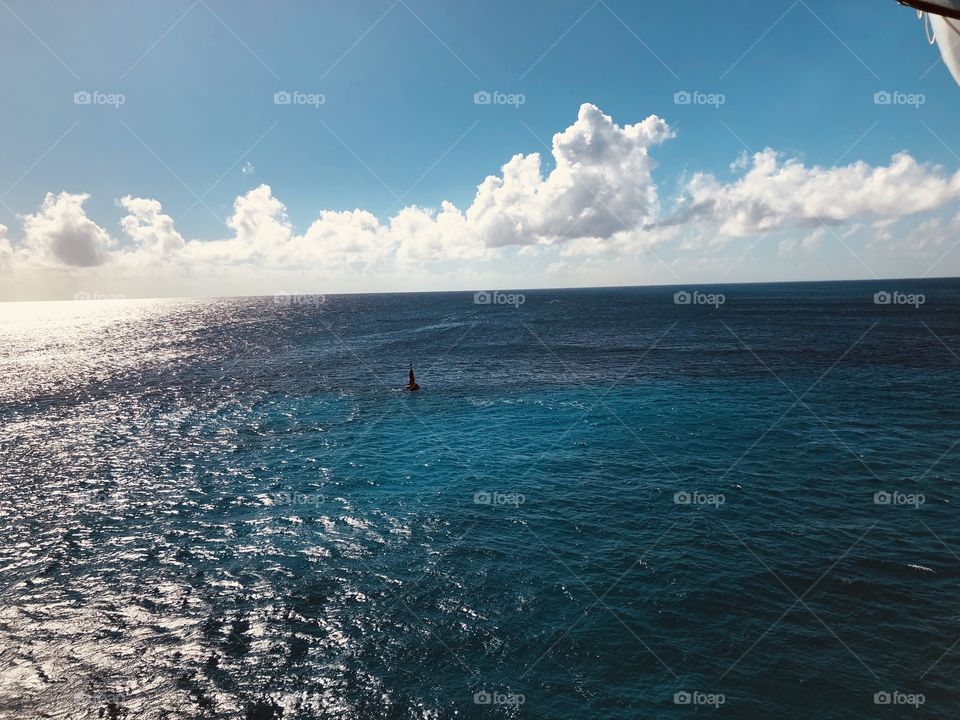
top-left (1, 0), bottom-right (960, 301)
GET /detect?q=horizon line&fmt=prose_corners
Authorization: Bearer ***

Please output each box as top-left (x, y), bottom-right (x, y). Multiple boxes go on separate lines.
top-left (2, 274), bottom-right (957, 305)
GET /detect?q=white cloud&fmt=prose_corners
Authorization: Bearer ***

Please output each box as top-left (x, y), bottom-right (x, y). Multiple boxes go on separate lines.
top-left (729, 150), bottom-right (750, 172)
top-left (299, 207), bottom-right (392, 268)
top-left (119, 195), bottom-right (185, 262)
top-left (19, 191), bottom-right (113, 267)
top-left (678, 149), bottom-right (960, 237)
top-left (3, 105), bottom-right (960, 294)
top-left (174, 184), bottom-right (294, 266)
top-left (392, 202), bottom-right (502, 267)
top-left (466, 103), bottom-right (674, 247)
top-left (0, 225), bottom-right (11, 271)
top-left (777, 237), bottom-right (796, 257)
top-left (779, 227), bottom-right (825, 257)
top-left (149, 104), bottom-right (675, 276)
top-left (227, 183), bottom-right (292, 255)
top-left (802, 227), bottom-right (824, 253)
top-left (901, 211), bottom-right (960, 250)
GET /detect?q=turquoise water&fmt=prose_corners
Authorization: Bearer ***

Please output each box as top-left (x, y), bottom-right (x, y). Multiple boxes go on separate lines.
top-left (1, 280), bottom-right (959, 718)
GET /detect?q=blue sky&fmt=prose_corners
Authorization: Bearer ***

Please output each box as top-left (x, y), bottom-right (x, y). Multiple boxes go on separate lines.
top-left (2, 0), bottom-right (960, 300)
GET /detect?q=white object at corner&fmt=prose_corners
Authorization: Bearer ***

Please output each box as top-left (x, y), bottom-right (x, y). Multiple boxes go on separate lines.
top-left (899, 1), bottom-right (960, 85)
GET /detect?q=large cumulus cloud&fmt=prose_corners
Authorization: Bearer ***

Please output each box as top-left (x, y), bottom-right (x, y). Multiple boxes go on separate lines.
top-left (677, 149), bottom-right (960, 237)
top-left (3, 103), bottom-right (960, 284)
top-left (466, 103), bottom-right (674, 247)
top-left (19, 192), bottom-right (113, 267)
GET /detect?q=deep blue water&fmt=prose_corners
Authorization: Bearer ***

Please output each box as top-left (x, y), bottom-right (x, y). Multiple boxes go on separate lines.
top-left (1, 279), bottom-right (959, 719)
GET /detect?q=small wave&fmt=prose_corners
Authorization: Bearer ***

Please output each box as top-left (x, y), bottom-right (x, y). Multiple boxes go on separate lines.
top-left (413, 320), bottom-right (471, 334)
top-left (906, 563), bottom-right (936, 575)
top-left (341, 515), bottom-right (372, 529)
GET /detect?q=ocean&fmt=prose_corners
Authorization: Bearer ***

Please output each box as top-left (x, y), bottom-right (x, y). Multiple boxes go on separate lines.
top-left (1, 279), bottom-right (958, 719)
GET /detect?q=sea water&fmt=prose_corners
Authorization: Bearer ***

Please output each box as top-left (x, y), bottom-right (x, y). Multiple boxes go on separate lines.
top-left (1, 280), bottom-right (958, 718)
